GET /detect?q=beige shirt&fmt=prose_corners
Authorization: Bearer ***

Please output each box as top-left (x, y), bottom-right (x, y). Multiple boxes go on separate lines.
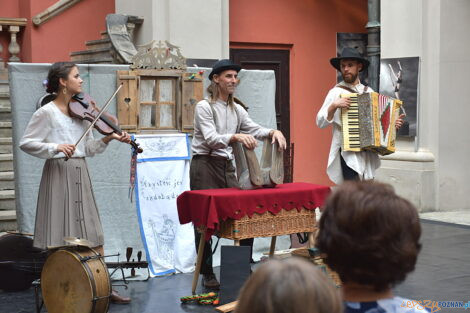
top-left (316, 81), bottom-right (380, 184)
top-left (20, 101), bottom-right (108, 159)
top-left (191, 98), bottom-right (272, 160)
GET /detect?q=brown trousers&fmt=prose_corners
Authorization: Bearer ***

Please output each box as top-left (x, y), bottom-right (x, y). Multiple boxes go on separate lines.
top-left (190, 155), bottom-right (253, 275)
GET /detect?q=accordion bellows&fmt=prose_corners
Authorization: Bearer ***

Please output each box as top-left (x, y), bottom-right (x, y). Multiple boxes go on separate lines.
top-left (340, 92), bottom-right (402, 156)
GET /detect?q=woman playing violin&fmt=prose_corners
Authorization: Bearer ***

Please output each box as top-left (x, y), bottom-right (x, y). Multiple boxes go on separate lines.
top-left (19, 62), bottom-right (132, 295)
top-left (20, 62), bottom-right (132, 303)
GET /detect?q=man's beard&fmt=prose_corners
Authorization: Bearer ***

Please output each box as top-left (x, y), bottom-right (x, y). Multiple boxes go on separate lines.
top-left (342, 73), bottom-right (358, 84)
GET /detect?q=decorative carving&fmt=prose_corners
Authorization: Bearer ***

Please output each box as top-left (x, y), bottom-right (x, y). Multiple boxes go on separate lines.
top-left (131, 40), bottom-right (186, 70)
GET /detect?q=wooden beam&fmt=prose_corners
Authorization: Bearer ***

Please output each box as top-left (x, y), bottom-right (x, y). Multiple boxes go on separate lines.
top-left (215, 301), bottom-right (238, 313)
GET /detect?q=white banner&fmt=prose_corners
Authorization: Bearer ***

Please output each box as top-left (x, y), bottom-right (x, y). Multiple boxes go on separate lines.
top-left (134, 134), bottom-right (195, 276)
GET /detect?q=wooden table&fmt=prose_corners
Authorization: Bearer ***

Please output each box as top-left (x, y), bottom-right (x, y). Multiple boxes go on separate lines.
top-left (177, 182), bottom-right (330, 294)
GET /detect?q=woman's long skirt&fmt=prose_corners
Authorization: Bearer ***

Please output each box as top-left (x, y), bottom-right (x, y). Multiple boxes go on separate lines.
top-left (32, 158), bottom-right (104, 249)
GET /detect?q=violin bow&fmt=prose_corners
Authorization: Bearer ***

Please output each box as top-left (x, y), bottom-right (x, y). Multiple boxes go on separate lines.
top-left (65, 83), bottom-right (123, 161)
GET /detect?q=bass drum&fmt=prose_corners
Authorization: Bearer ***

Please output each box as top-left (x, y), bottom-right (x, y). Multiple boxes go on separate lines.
top-left (41, 247), bottom-right (111, 313)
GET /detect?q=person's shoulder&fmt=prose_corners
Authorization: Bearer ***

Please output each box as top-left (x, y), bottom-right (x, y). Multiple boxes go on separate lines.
top-left (196, 98), bottom-right (210, 106)
top-left (33, 101), bottom-right (55, 116)
top-left (324, 85), bottom-right (343, 98)
top-left (195, 99), bottom-right (211, 110)
top-left (233, 102), bottom-right (247, 113)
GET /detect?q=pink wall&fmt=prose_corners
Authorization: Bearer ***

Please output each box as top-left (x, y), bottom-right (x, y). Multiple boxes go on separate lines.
top-left (1, 0), bottom-right (114, 64)
top-left (230, 0), bottom-right (368, 186)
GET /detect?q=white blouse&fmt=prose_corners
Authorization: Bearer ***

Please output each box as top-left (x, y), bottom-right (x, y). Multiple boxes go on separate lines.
top-left (20, 101), bottom-right (108, 159)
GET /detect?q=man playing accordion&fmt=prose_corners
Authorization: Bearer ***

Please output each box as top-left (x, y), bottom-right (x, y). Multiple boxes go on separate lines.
top-left (316, 47), bottom-right (404, 184)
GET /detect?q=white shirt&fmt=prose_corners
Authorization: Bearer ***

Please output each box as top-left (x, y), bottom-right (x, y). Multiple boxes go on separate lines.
top-left (316, 81), bottom-right (380, 184)
top-left (20, 101), bottom-right (108, 159)
top-left (191, 98), bottom-right (272, 160)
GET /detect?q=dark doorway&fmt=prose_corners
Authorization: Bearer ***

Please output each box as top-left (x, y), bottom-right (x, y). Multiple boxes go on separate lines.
top-left (230, 49), bottom-right (290, 147)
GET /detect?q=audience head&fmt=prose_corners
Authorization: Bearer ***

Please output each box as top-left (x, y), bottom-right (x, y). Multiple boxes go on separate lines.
top-left (316, 180), bottom-right (422, 291)
top-left (235, 257), bottom-right (342, 313)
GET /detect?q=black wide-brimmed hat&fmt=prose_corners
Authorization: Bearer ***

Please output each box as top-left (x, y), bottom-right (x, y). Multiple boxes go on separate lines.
top-left (330, 47), bottom-right (370, 72)
top-left (208, 59), bottom-right (242, 80)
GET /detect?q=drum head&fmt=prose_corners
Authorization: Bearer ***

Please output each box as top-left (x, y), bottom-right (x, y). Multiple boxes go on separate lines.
top-left (41, 248), bottom-right (110, 313)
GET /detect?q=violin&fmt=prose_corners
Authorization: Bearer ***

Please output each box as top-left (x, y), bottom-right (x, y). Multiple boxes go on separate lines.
top-left (69, 93), bottom-right (143, 154)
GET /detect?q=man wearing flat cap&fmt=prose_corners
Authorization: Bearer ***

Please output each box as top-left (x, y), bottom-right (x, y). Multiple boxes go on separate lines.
top-left (190, 59), bottom-right (286, 289)
top-left (316, 47), bottom-right (404, 184)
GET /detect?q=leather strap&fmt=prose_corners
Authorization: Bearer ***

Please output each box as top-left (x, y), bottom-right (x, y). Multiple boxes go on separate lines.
top-left (336, 84), bottom-right (369, 94)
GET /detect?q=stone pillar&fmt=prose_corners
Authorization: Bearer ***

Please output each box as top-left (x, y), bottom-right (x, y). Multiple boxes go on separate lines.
top-left (366, 0), bottom-right (380, 92)
top-left (8, 25), bottom-right (21, 62)
top-left (0, 25), bottom-right (3, 69)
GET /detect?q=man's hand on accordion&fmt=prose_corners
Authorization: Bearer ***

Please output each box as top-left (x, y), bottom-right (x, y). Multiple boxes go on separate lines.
top-left (327, 97), bottom-right (351, 121)
top-left (395, 113), bottom-right (406, 129)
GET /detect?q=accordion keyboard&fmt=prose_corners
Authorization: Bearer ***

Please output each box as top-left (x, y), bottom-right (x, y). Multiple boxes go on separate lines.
top-left (341, 94), bottom-right (361, 151)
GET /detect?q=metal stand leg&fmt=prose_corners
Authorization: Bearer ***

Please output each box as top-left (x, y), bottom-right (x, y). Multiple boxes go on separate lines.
top-left (307, 231), bottom-right (316, 249)
top-left (269, 236), bottom-right (277, 257)
top-left (32, 279), bottom-right (44, 313)
top-left (192, 230), bottom-right (206, 294)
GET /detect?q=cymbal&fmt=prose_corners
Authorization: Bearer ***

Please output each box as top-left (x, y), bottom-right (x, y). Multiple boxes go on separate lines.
top-left (63, 237), bottom-right (94, 247)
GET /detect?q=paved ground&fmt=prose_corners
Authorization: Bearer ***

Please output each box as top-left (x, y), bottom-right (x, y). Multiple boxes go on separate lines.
top-left (1, 219), bottom-right (469, 313)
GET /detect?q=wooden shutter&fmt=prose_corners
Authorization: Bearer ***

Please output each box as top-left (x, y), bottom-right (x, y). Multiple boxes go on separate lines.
top-left (181, 72), bottom-right (203, 132)
top-left (116, 70), bottom-right (139, 132)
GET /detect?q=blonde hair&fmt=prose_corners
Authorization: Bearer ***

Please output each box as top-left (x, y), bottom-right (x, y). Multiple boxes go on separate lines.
top-left (235, 258), bottom-right (342, 313)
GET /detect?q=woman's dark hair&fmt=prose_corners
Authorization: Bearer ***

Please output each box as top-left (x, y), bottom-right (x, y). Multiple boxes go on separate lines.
top-left (234, 258), bottom-right (342, 313)
top-left (45, 62), bottom-right (77, 93)
top-left (316, 180), bottom-right (422, 291)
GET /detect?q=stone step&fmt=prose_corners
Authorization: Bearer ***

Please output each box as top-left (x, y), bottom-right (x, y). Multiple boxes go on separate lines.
top-left (0, 153), bottom-right (13, 171)
top-left (0, 189), bottom-right (14, 199)
top-left (0, 210), bottom-right (17, 232)
top-left (0, 70), bottom-right (7, 80)
top-left (71, 55), bottom-right (114, 64)
top-left (0, 98), bottom-right (10, 110)
top-left (0, 137), bottom-right (12, 154)
top-left (0, 210), bottom-right (15, 219)
top-left (0, 190), bottom-right (15, 211)
top-left (0, 80), bottom-right (9, 93)
top-left (86, 38), bottom-right (112, 50)
top-left (0, 122), bottom-right (12, 137)
top-left (0, 111), bottom-right (11, 122)
top-left (0, 171), bottom-right (14, 190)
top-left (101, 31), bottom-right (109, 39)
top-left (70, 47), bottom-right (113, 62)
top-left (0, 104), bottom-right (11, 112)
top-left (0, 91), bottom-right (9, 99)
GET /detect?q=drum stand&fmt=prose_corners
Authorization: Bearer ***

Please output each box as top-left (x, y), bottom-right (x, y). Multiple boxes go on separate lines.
top-left (106, 247), bottom-right (150, 284)
top-left (32, 279), bottom-right (43, 313)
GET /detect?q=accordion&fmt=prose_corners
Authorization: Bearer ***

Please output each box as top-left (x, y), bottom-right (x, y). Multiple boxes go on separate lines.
top-left (340, 92), bottom-right (403, 156)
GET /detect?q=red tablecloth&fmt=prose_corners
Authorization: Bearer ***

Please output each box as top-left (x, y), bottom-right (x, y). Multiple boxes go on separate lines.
top-left (177, 182), bottom-right (330, 238)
